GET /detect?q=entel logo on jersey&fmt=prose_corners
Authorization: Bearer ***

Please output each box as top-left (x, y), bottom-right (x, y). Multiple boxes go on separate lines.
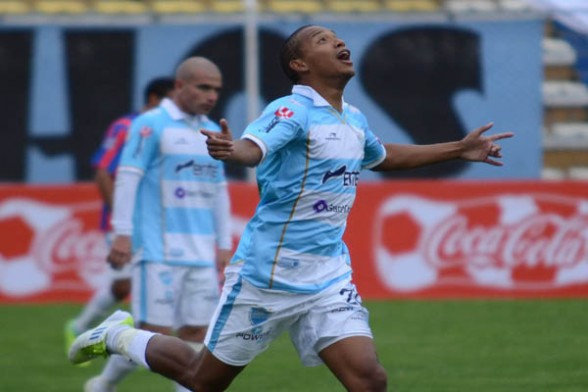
top-left (322, 165), bottom-right (360, 186)
top-left (175, 159), bottom-right (218, 178)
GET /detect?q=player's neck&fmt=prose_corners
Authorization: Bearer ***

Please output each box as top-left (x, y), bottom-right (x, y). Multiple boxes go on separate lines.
top-left (306, 81), bottom-right (345, 112)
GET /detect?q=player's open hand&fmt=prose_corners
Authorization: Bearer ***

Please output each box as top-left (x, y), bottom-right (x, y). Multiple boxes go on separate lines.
top-left (201, 119), bottom-right (235, 160)
top-left (107, 235), bottom-right (132, 270)
top-left (459, 122), bottom-right (514, 166)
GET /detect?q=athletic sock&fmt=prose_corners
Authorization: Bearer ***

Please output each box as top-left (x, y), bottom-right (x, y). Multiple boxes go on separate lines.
top-left (100, 354), bottom-right (137, 385)
top-left (106, 326), bottom-right (156, 370)
top-left (73, 287), bottom-right (116, 332)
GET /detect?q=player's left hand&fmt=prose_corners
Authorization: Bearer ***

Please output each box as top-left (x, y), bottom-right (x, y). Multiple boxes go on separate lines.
top-left (459, 122), bottom-right (514, 166)
top-left (201, 119), bottom-right (234, 160)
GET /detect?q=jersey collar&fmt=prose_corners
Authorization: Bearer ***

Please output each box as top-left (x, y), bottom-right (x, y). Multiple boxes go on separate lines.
top-left (292, 85), bottom-right (347, 108)
top-left (161, 98), bottom-right (208, 127)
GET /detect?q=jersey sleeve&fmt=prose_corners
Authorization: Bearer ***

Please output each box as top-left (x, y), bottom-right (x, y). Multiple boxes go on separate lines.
top-left (360, 114), bottom-right (386, 169)
top-left (118, 114), bottom-right (159, 173)
top-left (241, 99), bottom-right (306, 160)
top-left (91, 119), bottom-right (129, 174)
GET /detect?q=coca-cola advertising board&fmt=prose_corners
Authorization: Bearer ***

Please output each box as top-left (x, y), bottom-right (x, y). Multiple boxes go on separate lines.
top-left (0, 183), bottom-right (259, 303)
top-left (348, 181), bottom-right (588, 298)
top-left (1, 181), bottom-right (587, 302)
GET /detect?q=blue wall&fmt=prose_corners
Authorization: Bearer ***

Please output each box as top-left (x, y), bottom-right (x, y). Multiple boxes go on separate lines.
top-left (1, 17), bottom-right (543, 182)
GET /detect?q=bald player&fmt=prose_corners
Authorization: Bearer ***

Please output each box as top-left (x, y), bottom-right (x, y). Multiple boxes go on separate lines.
top-left (83, 57), bottom-right (232, 392)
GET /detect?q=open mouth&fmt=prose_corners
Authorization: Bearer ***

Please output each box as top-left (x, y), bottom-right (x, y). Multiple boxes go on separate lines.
top-left (337, 49), bottom-right (351, 62)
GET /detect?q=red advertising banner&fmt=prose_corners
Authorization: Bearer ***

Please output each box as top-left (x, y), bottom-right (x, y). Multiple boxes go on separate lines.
top-left (0, 183), bottom-right (258, 303)
top-left (1, 181), bottom-right (587, 302)
top-left (347, 181), bottom-right (588, 299)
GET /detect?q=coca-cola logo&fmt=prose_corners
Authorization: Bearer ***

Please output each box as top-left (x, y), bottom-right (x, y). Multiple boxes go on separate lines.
top-left (374, 194), bottom-right (588, 292)
top-left (424, 214), bottom-right (588, 270)
top-left (33, 218), bottom-right (106, 275)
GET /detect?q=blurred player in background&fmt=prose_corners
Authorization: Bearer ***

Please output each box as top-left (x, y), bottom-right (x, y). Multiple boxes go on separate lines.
top-left (83, 57), bottom-right (232, 392)
top-left (69, 26), bottom-right (512, 391)
top-left (64, 77), bottom-right (175, 351)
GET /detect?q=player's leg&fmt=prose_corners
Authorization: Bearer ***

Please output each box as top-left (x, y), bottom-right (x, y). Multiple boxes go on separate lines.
top-left (65, 265), bottom-right (131, 355)
top-left (290, 279), bottom-right (387, 392)
top-left (144, 339), bottom-right (245, 391)
top-left (176, 265), bottom-right (220, 349)
top-left (319, 336), bottom-right (387, 392)
top-left (83, 261), bottom-right (175, 389)
top-left (111, 277), bottom-right (131, 301)
top-left (172, 265), bottom-right (219, 391)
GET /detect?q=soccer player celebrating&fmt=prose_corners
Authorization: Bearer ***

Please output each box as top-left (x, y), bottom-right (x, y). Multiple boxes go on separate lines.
top-left (69, 26), bottom-right (512, 391)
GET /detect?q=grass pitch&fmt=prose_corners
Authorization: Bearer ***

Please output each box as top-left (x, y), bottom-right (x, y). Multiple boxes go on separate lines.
top-left (1, 300), bottom-right (587, 391)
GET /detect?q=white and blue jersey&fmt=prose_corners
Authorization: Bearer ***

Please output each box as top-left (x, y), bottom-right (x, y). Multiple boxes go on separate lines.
top-left (118, 98), bottom-right (227, 267)
top-left (233, 85), bottom-right (386, 293)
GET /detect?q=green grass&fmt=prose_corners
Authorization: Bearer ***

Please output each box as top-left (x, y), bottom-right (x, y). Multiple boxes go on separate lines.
top-left (1, 300), bottom-right (587, 391)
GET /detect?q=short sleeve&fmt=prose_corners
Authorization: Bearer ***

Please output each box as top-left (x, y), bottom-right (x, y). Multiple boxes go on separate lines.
top-left (361, 123), bottom-right (386, 170)
top-left (118, 114), bottom-right (159, 173)
top-left (242, 100), bottom-right (306, 160)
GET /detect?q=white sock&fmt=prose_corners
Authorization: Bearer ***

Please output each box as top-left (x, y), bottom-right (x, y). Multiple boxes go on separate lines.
top-left (73, 287), bottom-right (116, 332)
top-left (106, 327), bottom-right (156, 370)
top-left (175, 382), bottom-right (192, 392)
top-left (100, 354), bottom-right (137, 385)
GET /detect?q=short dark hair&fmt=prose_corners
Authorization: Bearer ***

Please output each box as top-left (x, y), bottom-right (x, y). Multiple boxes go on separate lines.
top-left (143, 77), bottom-right (175, 103)
top-left (279, 25), bottom-right (314, 84)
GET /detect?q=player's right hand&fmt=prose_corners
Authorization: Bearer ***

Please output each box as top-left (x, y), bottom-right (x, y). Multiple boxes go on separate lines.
top-left (107, 235), bottom-right (132, 269)
top-left (201, 118), bottom-right (235, 160)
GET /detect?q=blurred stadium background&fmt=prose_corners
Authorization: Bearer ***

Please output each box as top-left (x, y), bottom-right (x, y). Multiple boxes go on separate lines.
top-left (1, 0), bottom-right (588, 391)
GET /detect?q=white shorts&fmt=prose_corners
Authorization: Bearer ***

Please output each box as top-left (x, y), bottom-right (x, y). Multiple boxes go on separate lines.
top-left (204, 265), bottom-right (373, 367)
top-left (131, 260), bottom-right (220, 329)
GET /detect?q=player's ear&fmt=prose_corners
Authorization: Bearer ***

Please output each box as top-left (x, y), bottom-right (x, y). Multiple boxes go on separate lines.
top-left (290, 58), bottom-right (308, 74)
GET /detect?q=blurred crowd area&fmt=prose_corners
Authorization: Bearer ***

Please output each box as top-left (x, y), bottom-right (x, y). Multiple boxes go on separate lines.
top-left (1, 0), bottom-right (588, 181)
top-left (0, 0), bottom-right (537, 15)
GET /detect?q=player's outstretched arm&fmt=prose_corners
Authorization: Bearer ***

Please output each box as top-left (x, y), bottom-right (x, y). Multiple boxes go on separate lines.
top-left (201, 119), bottom-right (262, 167)
top-left (373, 122), bottom-right (513, 171)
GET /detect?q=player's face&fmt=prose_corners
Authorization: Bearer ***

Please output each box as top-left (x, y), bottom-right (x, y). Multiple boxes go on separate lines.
top-left (296, 26), bottom-right (354, 81)
top-left (176, 69), bottom-right (222, 116)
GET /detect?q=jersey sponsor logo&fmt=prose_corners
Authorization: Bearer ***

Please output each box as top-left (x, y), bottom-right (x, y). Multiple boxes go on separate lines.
top-left (325, 132), bottom-right (341, 141)
top-left (174, 186), bottom-right (214, 200)
top-left (236, 329), bottom-right (271, 342)
top-left (249, 307), bottom-right (270, 326)
top-left (175, 159), bottom-right (218, 178)
top-left (275, 106), bottom-right (294, 119)
top-left (312, 199), bottom-right (351, 214)
top-left (259, 106), bottom-right (295, 133)
top-left (322, 165), bottom-right (360, 187)
top-left (133, 126), bottom-right (153, 158)
top-left (277, 257), bottom-right (299, 269)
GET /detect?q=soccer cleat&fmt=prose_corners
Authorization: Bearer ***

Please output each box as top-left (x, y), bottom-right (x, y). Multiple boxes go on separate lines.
top-left (64, 319), bottom-right (78, 355)
top-left (84, 376), bottom-right (116, 392)
top-left (68, 310), bottom-right (134, 365)
top-left (64, 319), bottom-right (90, 367)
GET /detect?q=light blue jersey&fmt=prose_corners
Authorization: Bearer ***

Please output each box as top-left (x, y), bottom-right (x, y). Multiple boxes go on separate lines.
top-left (119, 98), bottom-right (227, 267)
top-left (233, 85), bottom-right (386, 293)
